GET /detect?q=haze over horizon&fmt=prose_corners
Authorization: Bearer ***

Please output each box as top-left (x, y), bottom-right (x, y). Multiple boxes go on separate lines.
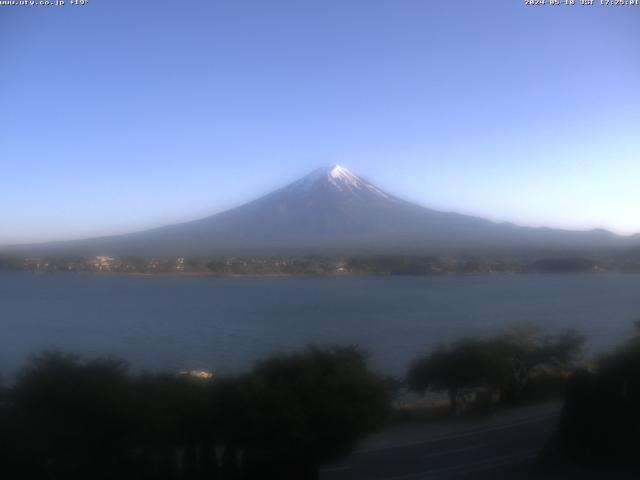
top-left (3, 164), bottom-right (640, 249)
top-left (2, 1), bottom-right (639, 244)
top-left (4, 164), bottom-right (639, 260)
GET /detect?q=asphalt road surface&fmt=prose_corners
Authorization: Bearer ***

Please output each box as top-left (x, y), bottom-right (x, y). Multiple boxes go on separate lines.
top-left (319, 402), bottom-right (561, 480)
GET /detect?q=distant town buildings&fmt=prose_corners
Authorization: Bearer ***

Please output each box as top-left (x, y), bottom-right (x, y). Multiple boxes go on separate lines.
top-left (176, 257), bottom-right (185, 272)
top-left (24, 258), bottom-right (49, 270)
top-left (7, 253), bottom-right (640, 276)
top-left (93, 256), bottom-right (115, 271)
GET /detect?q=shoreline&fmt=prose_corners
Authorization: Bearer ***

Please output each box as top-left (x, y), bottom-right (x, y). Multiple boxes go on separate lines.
top-left (3, 269), bottom-right (640, 279)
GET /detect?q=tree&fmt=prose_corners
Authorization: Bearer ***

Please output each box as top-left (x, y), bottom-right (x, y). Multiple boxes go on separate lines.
top-left (2, 346), bottom-right (390, 479)
top-left (407, 339), bottom-right (496, 415)
top-left (11, 352), bottom-right (134, 480)
top-left (556, 332), bottom-right (640, 468)
top-left (407, 327), bottom-right (585, 411)
top-left (489, 327), bottom-right (585, 403)
top-left (217, 346), bottom-right (390, 479)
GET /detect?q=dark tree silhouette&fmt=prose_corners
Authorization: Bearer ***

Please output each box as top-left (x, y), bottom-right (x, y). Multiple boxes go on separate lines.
top-left (217, 346), bottom-right (390, 479)
top-left (489, 327), bottom-right (585, 403)
top-left (407, 327), bottom-right (585, 412)
top-left (407, 339), bottom-right (495, 415)
top-left (10, 352), bottom-right (134, 480)
top-left (0, 346), bottom-right (390, 480)
top-left (557, 333), bottom-right (640, 470)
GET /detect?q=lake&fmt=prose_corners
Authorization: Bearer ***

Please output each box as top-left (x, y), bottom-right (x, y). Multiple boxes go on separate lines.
top-left (1, 272), bottom-right (639, 379)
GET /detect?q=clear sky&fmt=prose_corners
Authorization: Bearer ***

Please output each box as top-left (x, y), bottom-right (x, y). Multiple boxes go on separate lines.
top-left (1, 0), bottom-right (639, 245)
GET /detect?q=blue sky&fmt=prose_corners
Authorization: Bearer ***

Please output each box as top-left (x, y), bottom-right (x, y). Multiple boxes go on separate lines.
top-left (1, 0), bottom-right (639, 244)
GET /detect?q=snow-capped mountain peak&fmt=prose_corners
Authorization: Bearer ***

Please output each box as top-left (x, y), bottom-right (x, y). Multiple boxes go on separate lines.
top-left (14, 164), bottom-right (637, 258)
top-left (296, 165), bottom-right (391, 200)
top-left (328, 165), bottom-right (390, 199)
top-left (327, 165), bottom-right (359, 186)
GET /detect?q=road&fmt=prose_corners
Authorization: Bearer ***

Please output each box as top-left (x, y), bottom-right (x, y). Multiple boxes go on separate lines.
top-left (319, 402), bottom-right (561, 480)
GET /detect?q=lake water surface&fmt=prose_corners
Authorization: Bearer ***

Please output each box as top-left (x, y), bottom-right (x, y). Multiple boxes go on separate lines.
top-left (1, 272), bottom-right (639, 378)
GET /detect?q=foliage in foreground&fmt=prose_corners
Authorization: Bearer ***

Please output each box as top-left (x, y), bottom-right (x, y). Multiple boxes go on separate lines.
top-left (0, 347), bottom-right (390, 480)
top-left (555, 329), bottom-right (640, 469)
top-left (406, 327), bottom-right (585, 414)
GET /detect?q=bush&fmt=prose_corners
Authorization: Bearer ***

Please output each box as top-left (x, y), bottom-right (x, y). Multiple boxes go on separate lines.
top-left (0, 346), bottom-right (390, 480)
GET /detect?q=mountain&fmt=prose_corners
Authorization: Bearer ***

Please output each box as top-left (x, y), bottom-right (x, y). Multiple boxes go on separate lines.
top-left (7, 165), bottom-right (640, 257)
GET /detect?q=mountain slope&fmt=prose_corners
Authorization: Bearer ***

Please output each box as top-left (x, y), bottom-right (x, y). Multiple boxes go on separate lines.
top-left (7, 166), bottom-right (640, 257)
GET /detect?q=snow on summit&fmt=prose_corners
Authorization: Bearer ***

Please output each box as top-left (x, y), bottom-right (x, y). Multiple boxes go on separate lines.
top-left (295, 165), bottom-right (390, 199)
top-left (328, 165), bottom-right (360, 188)
top-left (12, 164), bottom-right (638, 257)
